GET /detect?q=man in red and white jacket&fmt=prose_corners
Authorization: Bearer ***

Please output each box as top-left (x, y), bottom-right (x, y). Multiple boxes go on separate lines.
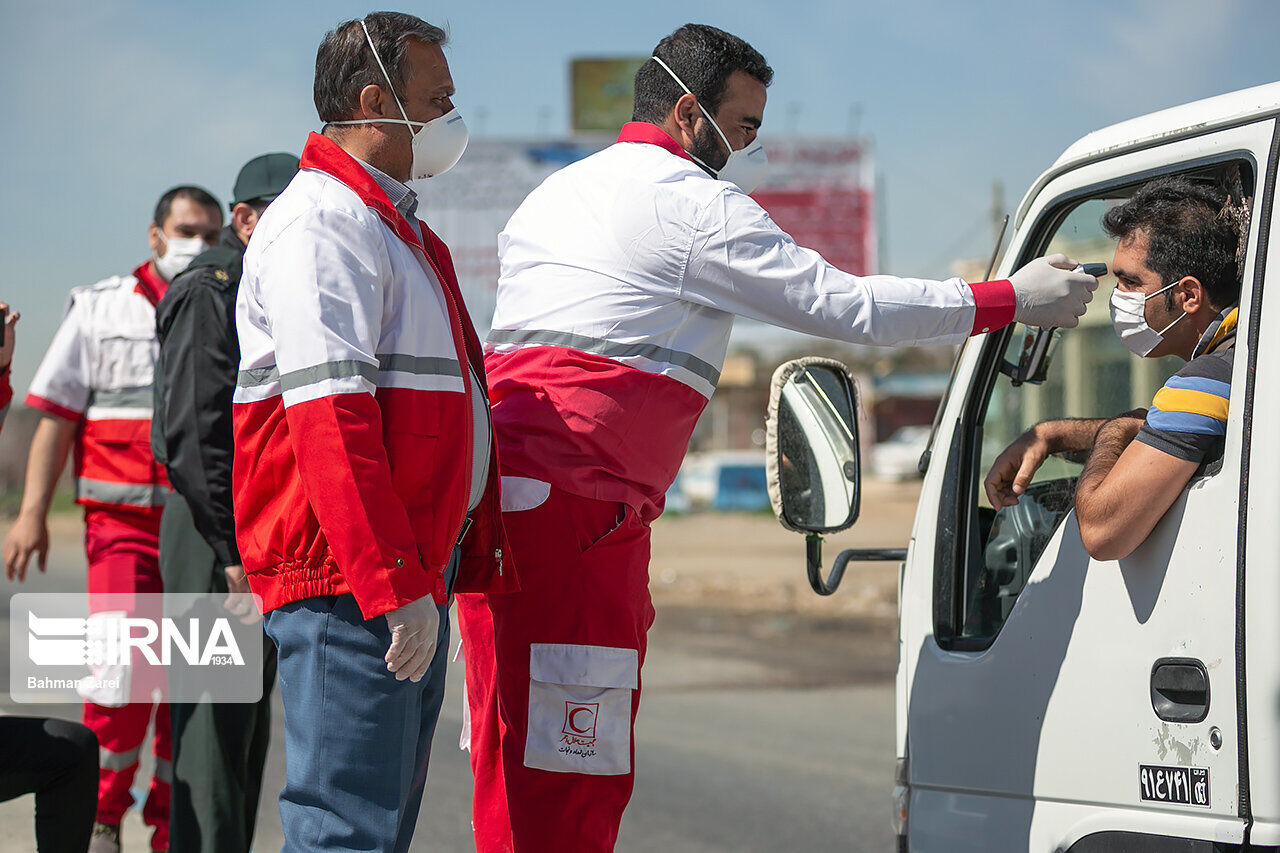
top-left (233, 13), bottom-right (510, 852)
top-left (458, 24), bottom-right (1102, 853)
top-left (3, 186), bottom-right (223, 853)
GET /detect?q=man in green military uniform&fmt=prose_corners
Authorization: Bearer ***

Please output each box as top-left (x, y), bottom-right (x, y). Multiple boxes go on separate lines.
top-left (152, 152), bottom-right (298, 853)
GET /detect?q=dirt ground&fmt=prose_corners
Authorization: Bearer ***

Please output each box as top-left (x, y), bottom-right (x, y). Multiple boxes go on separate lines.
top-left (648, 478), bottom-right (923, 686)
top-left (650, 478), bottom-right (921, 618)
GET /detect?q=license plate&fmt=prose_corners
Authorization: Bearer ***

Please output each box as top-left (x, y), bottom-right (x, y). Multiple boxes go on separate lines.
top-left (1139, 764), bottom-right (1210, 808)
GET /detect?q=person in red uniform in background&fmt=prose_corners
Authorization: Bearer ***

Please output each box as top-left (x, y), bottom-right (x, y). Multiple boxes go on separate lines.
top-left (3, 187), bottom-right (222, 853)
top-left (0, 302), bottom-right (16, 426)
top-left (458, 23), bottom-right (1100, 853)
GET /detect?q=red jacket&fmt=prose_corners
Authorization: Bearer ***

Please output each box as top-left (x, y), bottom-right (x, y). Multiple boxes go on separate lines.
top-left (232, 133), bottom-right (514, 619)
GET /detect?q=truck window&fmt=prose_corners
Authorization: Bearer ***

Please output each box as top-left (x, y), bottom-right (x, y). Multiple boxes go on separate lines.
top-left (941, 164), bottom-right (1249, 645)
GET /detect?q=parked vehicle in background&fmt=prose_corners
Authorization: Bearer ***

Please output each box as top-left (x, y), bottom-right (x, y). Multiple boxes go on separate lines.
top-left (870, 425), bottom-right (931, 482)
top-left (664, 471), bottom-right (691, 515)
top-left (679, 451), bottom-right (770, 512)
top-left (765, 82), bottom-right (1280, 851)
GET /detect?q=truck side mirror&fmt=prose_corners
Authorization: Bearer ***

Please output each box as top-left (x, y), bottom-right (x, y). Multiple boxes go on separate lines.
top-left (1000, 325), bottom-right (1062, 387)
top-left (767, 358), bottom-right (909, 595)
top-left (766, 358), bottom-right (861, 535)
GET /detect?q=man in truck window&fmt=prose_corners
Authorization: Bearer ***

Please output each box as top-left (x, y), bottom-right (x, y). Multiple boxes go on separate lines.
top-left (985, 176), bottom-right (1249, 562)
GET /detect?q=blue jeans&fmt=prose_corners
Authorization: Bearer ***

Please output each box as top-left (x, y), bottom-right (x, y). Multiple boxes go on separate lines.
top-left (264, 559), bottom-right (454, 853)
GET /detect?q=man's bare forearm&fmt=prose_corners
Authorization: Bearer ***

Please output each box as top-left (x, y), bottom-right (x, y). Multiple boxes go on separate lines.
top-left (1076, 416), bottom-right (1145, 514)
top-left (1038, 409), bottom-right (1149, 463)
top-left (17, 416), bottom-right (77, 519)
top-left (1023, 417), bottom-right (1113, 466)
top-left (1037, 418), bottom-right (1109, 455)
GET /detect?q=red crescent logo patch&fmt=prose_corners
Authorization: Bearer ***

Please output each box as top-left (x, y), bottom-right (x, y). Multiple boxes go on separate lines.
top-left (561, 701), bottom-right (599, 739)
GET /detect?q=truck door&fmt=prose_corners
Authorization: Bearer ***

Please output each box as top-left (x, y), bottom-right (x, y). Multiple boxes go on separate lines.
top-left (898, 118), bottom-right (1275, 851)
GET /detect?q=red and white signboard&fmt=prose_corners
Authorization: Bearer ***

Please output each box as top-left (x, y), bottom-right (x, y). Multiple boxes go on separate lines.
top-left (750, 139), bottom-right (877, 276)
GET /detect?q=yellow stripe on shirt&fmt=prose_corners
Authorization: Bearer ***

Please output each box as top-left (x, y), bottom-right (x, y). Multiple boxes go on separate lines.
top-left (1204, 307), bottom-right (1239, 353)
top-left (1151, 386), bottom-right (1229, 422)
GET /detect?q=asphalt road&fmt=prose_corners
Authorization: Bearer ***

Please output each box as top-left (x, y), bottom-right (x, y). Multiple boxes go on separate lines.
top-left (0, 521), bottom-right (896, 852)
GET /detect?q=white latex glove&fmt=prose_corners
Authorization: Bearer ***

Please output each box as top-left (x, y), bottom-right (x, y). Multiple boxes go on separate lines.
top-left (384, 595), bottom-right (441, 682)
top-left (1008, 254), bottom-right (1100, 328)
top-left (223, 564), bottom-right (261, 625)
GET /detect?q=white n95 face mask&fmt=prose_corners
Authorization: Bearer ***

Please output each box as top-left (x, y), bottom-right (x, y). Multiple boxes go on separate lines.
top-left (1109, 280), bottom-right (1186, 356)
top-left (650, 55), bottom-right (769, 194)
top-left (329, 20), bottom-right (469, 180)
top-left (153, 234), bottom-right (207, 282)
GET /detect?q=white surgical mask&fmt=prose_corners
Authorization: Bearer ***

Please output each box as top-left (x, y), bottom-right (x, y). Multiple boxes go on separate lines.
top-left (650, 55), bottom-right (769, 194)
top-left (1109, 280), bottom-right (1187, 356)
top-left (153, 234), bottom-right (207, 282)
top-left (329, 20), bottom-right (469, 180)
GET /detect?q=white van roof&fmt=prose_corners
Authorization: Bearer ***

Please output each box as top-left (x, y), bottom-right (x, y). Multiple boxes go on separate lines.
top-left (1016, 81), bottom-right (1280, 226)
top-left (1056, 81), bottom-right (1280, 168)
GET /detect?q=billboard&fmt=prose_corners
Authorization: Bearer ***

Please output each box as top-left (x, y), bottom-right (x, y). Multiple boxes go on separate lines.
top-left (571, 57), bottom-right (645, 133)
top-left (750, 140), bottom-right (877, 276)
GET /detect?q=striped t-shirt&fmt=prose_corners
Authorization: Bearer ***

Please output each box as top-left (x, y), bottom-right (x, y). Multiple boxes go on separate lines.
top-left (1135, 306), bottom-right (1237, 464)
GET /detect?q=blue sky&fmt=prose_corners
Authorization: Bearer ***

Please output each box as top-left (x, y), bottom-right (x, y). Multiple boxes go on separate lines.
top-left (2, 0), bottom-right (1278, 390)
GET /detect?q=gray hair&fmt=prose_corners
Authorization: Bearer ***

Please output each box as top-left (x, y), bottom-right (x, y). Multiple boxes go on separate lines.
top-left (314, 11), bottom-right (447, 124)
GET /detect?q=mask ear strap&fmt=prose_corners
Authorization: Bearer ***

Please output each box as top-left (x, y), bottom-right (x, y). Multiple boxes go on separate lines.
top-left (361, 19), bottom-right (411, 124)
top-left (1156, 312), bottom-right (1187, 336)
top-left (1146, 277), bottom-right (1188, 335)
top-left (650, 55), bottom-right (734, 156)
top-left (1146, 278), bottom-right (1182, 301)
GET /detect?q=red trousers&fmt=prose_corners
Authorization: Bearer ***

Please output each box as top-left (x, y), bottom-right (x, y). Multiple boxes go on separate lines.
top-left (83, 512), bottom-right (171, 849)
top-left (458, 484), bottom-right (655, 853)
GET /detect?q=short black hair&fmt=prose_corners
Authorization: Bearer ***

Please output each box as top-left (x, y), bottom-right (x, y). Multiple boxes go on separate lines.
top-left (632, 24), bottom-right (773, 124)
top-left (1102, 176), bottom-right (1249, 311)
top-left (314, 12), bottom-right (448, 124)
top-left (153, 186), bottom-right (222, 228)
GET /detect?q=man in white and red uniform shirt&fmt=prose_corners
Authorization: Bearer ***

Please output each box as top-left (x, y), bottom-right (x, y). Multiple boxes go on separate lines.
top-left (2, 186), bottom-right (222, 853)
top-left (458, 23), bottom-right (1101, 852)
top-left (233, 13), bottom-right (511, 852)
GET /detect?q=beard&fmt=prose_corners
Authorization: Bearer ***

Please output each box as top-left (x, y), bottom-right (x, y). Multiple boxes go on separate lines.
top-left (688, 120), bottom-right (729, 173)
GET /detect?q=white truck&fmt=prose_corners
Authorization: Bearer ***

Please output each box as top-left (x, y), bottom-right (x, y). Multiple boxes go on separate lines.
top-left (765, 82), bottom-right (1280, 851)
